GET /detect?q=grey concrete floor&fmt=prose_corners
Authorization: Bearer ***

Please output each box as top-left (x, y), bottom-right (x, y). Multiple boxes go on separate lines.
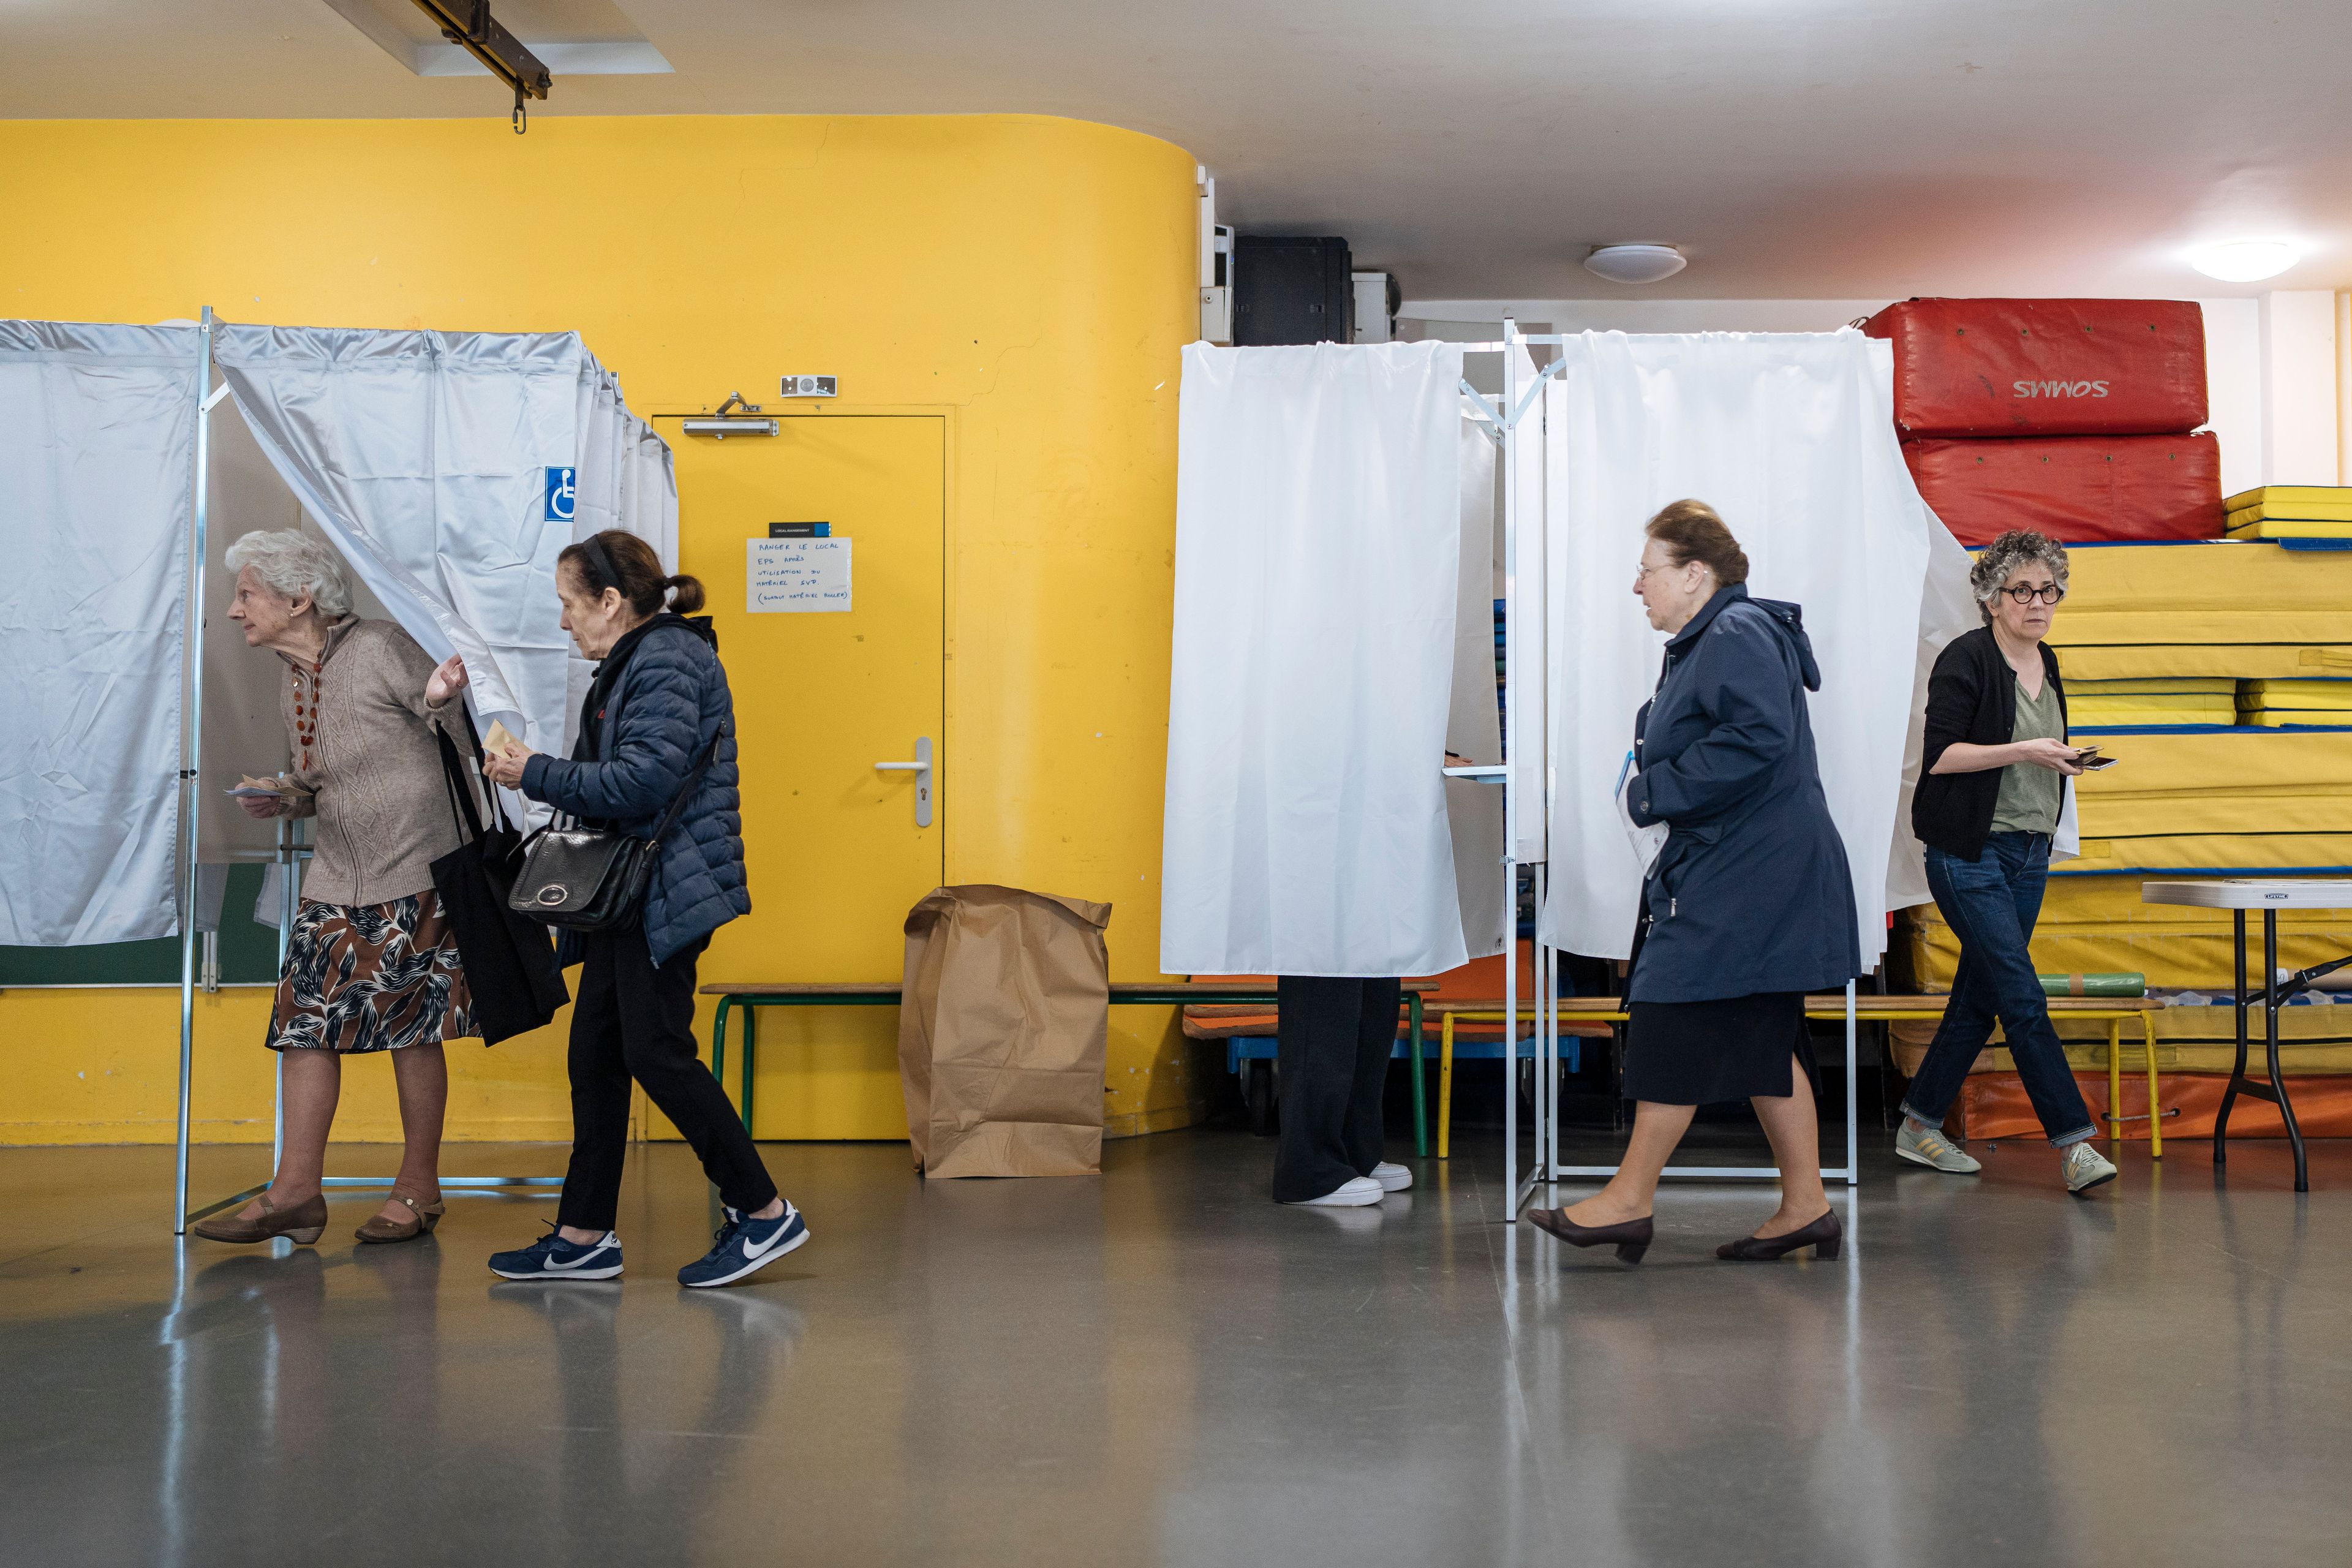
top-left (2, 1128), bottom-right (2348, 1568)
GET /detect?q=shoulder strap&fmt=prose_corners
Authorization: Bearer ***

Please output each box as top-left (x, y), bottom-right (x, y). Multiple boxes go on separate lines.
top-left (459, 706), bottom-right (519, 834)
top-left (646, 725), bottom-right (724, 843)
top-left (436, 726), bottom-right (486, 845)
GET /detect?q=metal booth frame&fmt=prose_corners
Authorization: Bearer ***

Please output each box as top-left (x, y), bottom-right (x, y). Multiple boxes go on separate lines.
top-left (1454, 320), bottom-right (1860, 1219)
top-left (172, 306), bottom-right (562, 1232)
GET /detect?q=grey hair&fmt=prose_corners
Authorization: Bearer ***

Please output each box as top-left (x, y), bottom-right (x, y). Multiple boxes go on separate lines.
top-left (1969, 529), bottom-right (2068, 623)
top-left (223, 530), bottom-right (353, 618)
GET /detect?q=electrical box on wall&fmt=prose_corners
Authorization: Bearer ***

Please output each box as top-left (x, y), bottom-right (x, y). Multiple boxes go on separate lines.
top-left (780, 375), bottom-right (838, 398)
top-left (1352, 272), bottom-right (1401, 344)
top-left (1199, 167), bottom-right (1235, 345)
top-left (1233, 236), bottom-right (1353, 346)
top-left (1201, 222), bottom-right (1235, 344)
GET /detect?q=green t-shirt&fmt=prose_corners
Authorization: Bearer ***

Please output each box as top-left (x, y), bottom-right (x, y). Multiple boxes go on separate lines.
top-left (1991, 674), bottom-right (2066, 835)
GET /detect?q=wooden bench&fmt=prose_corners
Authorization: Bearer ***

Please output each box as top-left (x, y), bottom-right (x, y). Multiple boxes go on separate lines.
top-left (1478, 993), bottom-right (2170, 1160)
top-left (701, 981), bottom-right (1435, 1152)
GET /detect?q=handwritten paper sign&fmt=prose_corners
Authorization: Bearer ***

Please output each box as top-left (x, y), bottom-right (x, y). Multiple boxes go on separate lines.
top-left (748, 537), bottom-right (851, 613)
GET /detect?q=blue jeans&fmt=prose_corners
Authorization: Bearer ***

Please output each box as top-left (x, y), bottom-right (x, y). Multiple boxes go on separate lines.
top-left (1901, 832), bottom-right (2097, 1147)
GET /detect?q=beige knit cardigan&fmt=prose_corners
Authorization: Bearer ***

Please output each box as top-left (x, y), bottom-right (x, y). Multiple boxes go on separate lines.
top-left (278, 618), bottom-right (462, 908)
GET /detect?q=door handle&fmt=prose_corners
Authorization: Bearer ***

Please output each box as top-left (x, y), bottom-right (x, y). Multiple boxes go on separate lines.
top-left (873, 736), bottom-right (933, 827)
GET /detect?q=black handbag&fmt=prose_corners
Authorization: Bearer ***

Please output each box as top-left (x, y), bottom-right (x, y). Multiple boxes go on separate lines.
top-left (429, 714), bottom-right (570, 1044)
top-left (508, 727), bottom-right (720, 932)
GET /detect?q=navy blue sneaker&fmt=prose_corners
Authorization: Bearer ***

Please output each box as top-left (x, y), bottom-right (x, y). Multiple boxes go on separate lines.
top-left (677, 1202), bottom-right (809, 1289)
top-left (488, 1225), bottom-right (624, 1281)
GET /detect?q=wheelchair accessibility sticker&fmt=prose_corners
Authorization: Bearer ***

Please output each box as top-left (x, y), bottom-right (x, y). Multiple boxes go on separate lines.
top-left (543, 466), bottom-right (576, 523)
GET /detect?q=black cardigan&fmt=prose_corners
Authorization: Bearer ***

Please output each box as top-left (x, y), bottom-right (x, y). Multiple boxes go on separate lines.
top-left (1912, 625), bottom-right (2069, 861)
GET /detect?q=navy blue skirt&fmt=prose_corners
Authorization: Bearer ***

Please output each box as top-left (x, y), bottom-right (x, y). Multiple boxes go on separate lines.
top-left (1623, 992), bottom-right (1821, 1106)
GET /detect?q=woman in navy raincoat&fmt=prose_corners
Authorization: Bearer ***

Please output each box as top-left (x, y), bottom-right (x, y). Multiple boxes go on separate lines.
top-left (1531, 501), bottom-right (1858, 1265)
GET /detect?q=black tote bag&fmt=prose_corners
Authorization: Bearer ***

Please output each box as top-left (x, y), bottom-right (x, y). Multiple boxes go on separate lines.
top-left (431, 715), bottom-right (570, 1044)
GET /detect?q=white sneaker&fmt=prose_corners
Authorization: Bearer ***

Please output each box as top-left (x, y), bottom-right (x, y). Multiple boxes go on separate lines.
top-left (2063, 1142), bottom-right (2119, 1195)
top-left (1289, 1176), bottom-right (1384, 1207)
top-left (1370, 1161), bottom-right (1413, 1193)
top-left (1897, 1121), bottom-right (1983, 1174)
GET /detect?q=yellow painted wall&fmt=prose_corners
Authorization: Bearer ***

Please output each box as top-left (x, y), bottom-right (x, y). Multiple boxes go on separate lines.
top-left (0, 114), bottom-right (1205, 1145)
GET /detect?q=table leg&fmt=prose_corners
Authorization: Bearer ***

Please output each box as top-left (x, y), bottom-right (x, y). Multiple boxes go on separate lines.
top-left (1438, 1014), bottom-right (1455, 1161)
top-left (2143, 1016), bottom-right (2163, 1160)
top-left (711, 996), bottom-right (733, 1112)
top-left (2106, 1019), bottom-right (2122, 1147)
top-left (1410, 993), bottom-right (1427, 1158)
top-left (2217, 910), bottom-right (2247, 1165)
top-left (741, 1003), bottom-right (758, 1138)
top-left (2264, 910), bottom-right (2309, 1193)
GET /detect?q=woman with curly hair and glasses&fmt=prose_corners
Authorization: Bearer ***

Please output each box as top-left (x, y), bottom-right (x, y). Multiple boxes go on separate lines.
top-left (1899, 528), bottom-right (2117, 1196)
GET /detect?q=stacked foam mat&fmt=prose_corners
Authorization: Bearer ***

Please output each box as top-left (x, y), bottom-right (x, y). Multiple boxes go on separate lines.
top-left (2226, 484), bottom-right (2352, 548)
top-left (1864, 298), bottom-right (2223, 546)
top-left (1871, 307), bottom-right (2352, 1135)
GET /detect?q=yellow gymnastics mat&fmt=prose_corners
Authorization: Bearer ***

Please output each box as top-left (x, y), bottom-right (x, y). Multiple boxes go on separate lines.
top-left (2068, 726), bottom-right (2352, 829)
top-left (2057, 644), bottom-right (2352, 682)
top-left (2045, 541), bottom-right (2352, 651)
top-left (1901, 875), bottom-right (2352, 993)
top-left (2239, 678), bottom-right (2352, 726)
top-left (2069, 695), bottom-right (2236, 726)
top-left (2226, 518), bottom-right (2352, 543)
top-left (2223, 485), bottom-right (2352, 523)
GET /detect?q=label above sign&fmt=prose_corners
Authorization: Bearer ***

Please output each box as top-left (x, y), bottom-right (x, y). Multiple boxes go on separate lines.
top-left (748, 537), bottom-right (851, 614)
top-left (768, 522), bottom-right (831, 538)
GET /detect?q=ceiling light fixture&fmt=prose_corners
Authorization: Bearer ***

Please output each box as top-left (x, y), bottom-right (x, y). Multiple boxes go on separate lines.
top-left (1584, 244), bottom-right (1687, 285)
top-left (2189, 239), bottom-right (2301, 283)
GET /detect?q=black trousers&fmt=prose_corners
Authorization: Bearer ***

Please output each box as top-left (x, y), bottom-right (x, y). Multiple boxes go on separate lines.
top-left (1272, 976), bottom-right (1400, 1203)
top-left (557, 925), bottom-right (778, 1233)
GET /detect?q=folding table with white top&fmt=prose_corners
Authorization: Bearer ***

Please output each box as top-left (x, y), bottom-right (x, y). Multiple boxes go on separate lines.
top-left (2140, 878), bottom-right (2352, 1193)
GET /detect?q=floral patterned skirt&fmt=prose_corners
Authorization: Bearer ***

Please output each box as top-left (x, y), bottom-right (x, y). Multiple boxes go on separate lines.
top-left (268, 891), bottom-right (478, 1054)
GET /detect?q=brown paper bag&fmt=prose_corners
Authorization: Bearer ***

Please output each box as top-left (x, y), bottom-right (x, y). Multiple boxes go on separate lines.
top-left (897, 884), bottom-right (1112, 1178)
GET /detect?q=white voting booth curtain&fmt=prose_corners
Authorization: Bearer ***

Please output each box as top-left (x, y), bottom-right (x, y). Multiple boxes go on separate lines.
top-left (0, 321), bottom-right (196, 944)
top-left (1446, 420), bottom-right (1509, 959)
top-left (1163, 340), bottom-right (1498, 978)
top-left (1539, 330), bottom-right (1940, 968)
top-left (216, 326), bottom-right (676, 756)
top-left (0, 317), bottom-right (674, 949)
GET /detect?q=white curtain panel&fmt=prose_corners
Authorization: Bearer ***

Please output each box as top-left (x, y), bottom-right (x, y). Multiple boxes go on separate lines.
top-left (1538, 330), bottom-right (1936, 968)
top-left (1446, 418), bottom-right (1509, 962)
top-left (1506, 344), bottom-right (1548, 864)
top-left (1162, 341), bottom-right (1471, 977)
top-left (215, 326), bottom-right (670, 756)
top-left (0, 320), bottom-right (197, 944)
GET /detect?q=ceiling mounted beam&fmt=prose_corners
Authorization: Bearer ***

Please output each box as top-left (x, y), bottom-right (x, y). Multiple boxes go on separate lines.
top-left (408, 0), bottom-right (550, 129)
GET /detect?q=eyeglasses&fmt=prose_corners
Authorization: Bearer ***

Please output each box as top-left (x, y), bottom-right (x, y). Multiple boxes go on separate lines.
top-left (2000, 581), bottom-right (2066, 605)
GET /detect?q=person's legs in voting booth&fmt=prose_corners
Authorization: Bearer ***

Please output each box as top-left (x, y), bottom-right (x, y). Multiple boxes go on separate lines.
top-left (1343, 978), bottom-right (1402, 1175)
top-left (1273, 976), bottom-right (1393, 1204)
top-left (1910, 835), bottom-right (2100, 1151)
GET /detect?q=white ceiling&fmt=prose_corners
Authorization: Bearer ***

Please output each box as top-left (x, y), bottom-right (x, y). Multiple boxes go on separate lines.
top-left (7, 1), bottom-right (2351, 300)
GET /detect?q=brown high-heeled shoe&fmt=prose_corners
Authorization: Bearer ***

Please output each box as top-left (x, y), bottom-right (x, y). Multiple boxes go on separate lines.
top-left (191, 1192), bottom-right (328, 1246)
top-left (355, 1192), bottom-right (447, 1245)
top-left (1528, 1206), bottom-right (1654, 1264)
top-left (1716, 1209), bottom-right (1841, 1262)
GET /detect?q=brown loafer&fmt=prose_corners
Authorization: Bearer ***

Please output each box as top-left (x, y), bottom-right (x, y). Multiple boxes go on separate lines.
top-left (192, 1192), bottom-right (328, 1246)
top-left (355, 1192), bottom-right (446, 1245)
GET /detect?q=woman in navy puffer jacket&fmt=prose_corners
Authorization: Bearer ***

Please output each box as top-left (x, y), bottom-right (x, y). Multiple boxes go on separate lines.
top-left (475, 530), bottom-right (809, 1290)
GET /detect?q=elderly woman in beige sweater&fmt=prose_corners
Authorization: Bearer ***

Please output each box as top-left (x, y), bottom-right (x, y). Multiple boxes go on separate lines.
top-left (192, 532), bottom-right (477, 1248)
